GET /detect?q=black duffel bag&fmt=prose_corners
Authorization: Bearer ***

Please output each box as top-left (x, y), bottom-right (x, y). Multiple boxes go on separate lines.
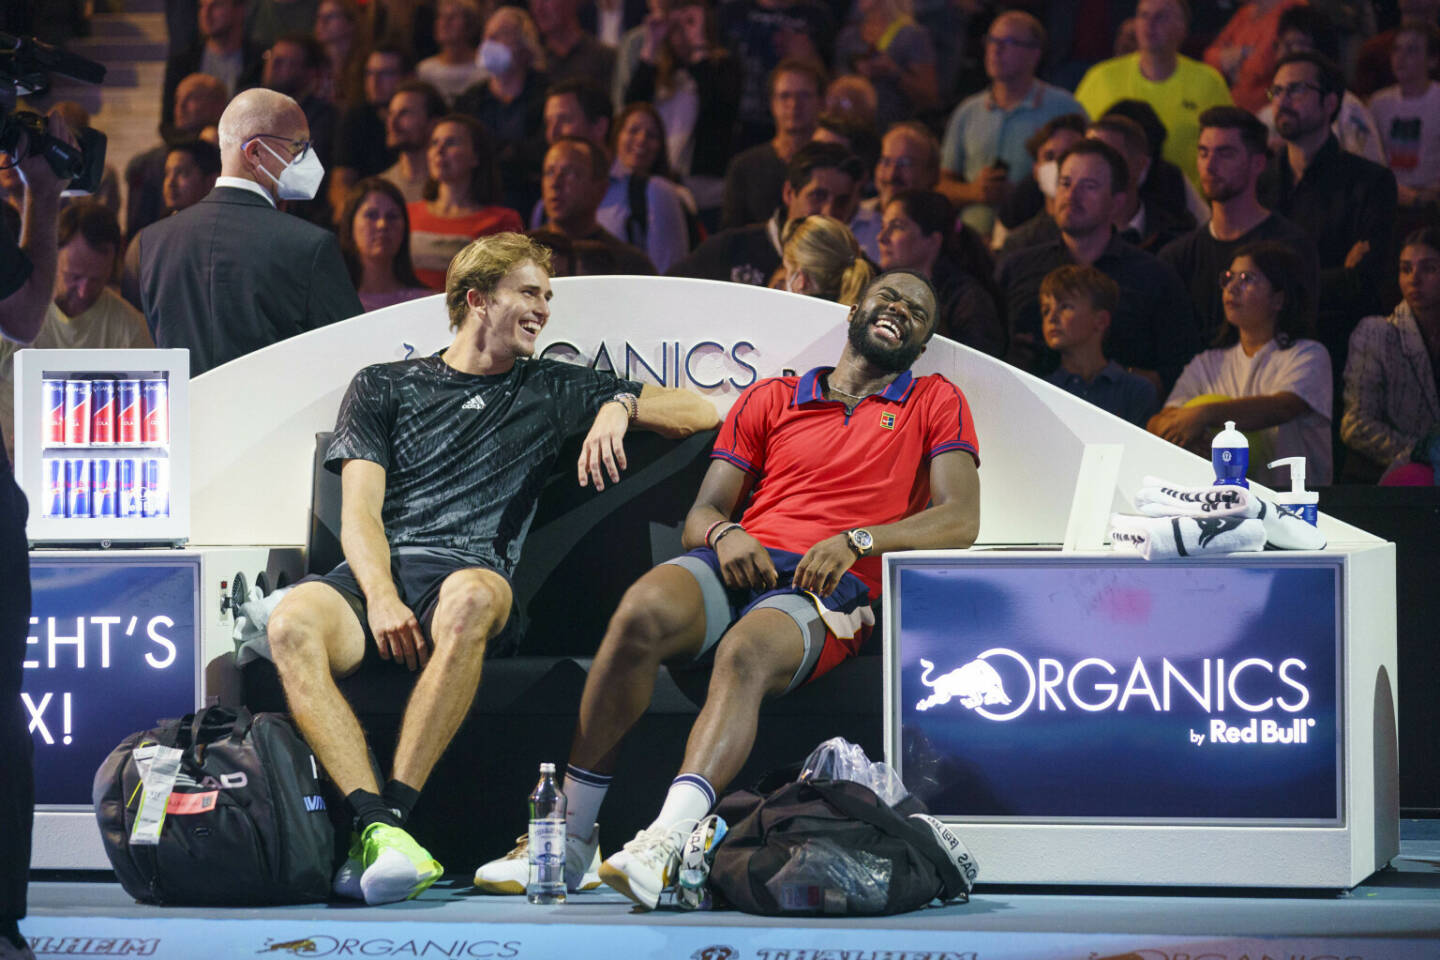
top-left (93, 706), bottom-right (336, 905)
top-left (710, 777), bottom-right (978, 916)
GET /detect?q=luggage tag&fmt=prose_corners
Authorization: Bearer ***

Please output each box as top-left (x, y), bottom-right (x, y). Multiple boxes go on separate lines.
top-left (130, 743), bottom-right (184, 846)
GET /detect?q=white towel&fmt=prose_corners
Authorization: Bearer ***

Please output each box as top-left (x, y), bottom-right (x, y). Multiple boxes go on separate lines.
top-left (1134, 476), bottom-right (1326, 551)
top-left (1110, 514), bottom-right (1266, 560)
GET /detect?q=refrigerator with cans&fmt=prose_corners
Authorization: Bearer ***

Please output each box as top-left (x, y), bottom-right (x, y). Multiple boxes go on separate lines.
top-left (13, 349), bottom-right (189, 545)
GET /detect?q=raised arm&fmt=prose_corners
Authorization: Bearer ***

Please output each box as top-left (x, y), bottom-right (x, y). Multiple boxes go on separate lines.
top-left (339, 458), bottom-right (428, 670)
top-left (577, 384), bottom-right (720, 490)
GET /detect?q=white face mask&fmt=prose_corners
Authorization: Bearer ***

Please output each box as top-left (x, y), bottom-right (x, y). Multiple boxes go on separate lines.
top-left (478, 39), bottom-right (514, 75)
top-left (256, 138), bottom-right (324, 201)
top-left (1035, 159), bottom-right (1058, 198)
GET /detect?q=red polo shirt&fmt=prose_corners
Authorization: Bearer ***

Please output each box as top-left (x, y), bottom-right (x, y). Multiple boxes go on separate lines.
top-left (712, 366), bottom-right (980, 598)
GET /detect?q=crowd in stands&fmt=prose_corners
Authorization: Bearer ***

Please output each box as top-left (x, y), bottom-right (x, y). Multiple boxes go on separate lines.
top-left (5, 0), bottom-right (1440, 485)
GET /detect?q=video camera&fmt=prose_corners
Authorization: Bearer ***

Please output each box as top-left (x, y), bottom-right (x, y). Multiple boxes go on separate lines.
top-left (0, 31), bottom-right (108, 194)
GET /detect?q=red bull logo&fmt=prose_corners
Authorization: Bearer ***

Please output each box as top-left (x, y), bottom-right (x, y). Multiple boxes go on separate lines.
top-left (915, 658), bottom-right (1010, 712)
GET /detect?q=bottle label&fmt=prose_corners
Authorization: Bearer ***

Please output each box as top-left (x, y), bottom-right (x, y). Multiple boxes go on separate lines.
top-left (529, 818), bottom-right (565, 868)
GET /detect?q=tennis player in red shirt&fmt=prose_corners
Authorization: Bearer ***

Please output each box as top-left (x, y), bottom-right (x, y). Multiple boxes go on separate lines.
top-left (474, 270), bottom-right (982, 907)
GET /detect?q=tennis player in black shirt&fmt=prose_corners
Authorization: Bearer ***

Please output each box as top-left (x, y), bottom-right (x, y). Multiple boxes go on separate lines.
top-left (266, 233), bottom-right (718, 905)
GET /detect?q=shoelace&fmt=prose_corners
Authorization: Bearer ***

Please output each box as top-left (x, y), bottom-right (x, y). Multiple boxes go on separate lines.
top-left (624, 820), bottom-right (699, 868)
top-left (502, 835), bottom-right (528, 860)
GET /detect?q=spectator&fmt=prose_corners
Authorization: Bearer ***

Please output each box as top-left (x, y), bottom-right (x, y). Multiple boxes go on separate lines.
top-left (835, 0), bottom-right (938, 121)
top-left (851, 121), bottom-right (938, 261)
top-left (381, 81), bottom-right (448, 204)
top-left (340, 178), bottom-right (433, 311)
top-left (409, 115), bottom-right (525, 288)
top-left (418, 0), bottom-right (489, 103)
top-left (1254, 6), bottom-right (1387, 166)
top-left (532, 0), bottom-right (617, 86)
top-left (939, 10), bottom-right (1084, 238)
top-left (721, 59), bottom-right (823, 230)
top-left (537, 137), bottom-right (657, 273)
top-left (163, 140), bottom-right (222, 214)
top-left (670, 141), bottom-right (862, 284)
top-left (1075, 0), bottom-right (1232, 186)
top-left (1160, 106), bottom-right (1317, 345)
top-left (456, 6), bottom-right (550, 214)
top-left (1354, 0), bottom-right (1440, 98)
top-left (1, 202), bottom-right (154, 463)
top-left (1150, 241), bottom-right (1332, 486)
top-left (1086, 114), bottom-right (1194, 253)
top-left (368, 0), bottom-right (441, 65)
top-left (994, 112), bottom-right (1088, 253)
top-left (250, 0), bottom-right (322, 51)
top-left (263, 34), bottom-right (342, 224)
top-left (161, 0), bottom-right (263, 130)
top-left (1259, 51), bottom-right (1398, 398)
top-left (543, 78), bottom-right (613, 146)
top-left (1099, 98), bottom-right (1211, 228)
top-left (775, 214), bottom-right (872, 305)
top-left (824, 74), bottom-right (879, 135)
top-left (717, 0), bottom-right (835, 150)
top-left (582, 0), bottom-right (648, 47)
top-left (1204, 0), bottom-right (1305, 114)
top-left (1040, 264), bottom-right (1157, 427)
top-left (127, 73), bottom-right (229, 239)
top-left (1341, 227), bottom-right (1440, 481)
top-left (126, 88), bottom-right (362, 375)
top-left (599, 103), bottom-right (694, 272)
top-left (1370, 19), bottom-right (1440, 215)
top-left (330, 46), bottom-right (412, 216)
top-left (878, 189), bottom-right (1003, 357)
top-left (622, 0), bottom-right (741, 217)
top-left (997, 138), bottom-right (1199, 391)
top-left (314, 0), bottom-right (363, 104)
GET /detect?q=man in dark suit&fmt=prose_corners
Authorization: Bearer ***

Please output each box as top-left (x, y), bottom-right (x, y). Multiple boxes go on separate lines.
top-left (128, 88), bottom-right (362, 376)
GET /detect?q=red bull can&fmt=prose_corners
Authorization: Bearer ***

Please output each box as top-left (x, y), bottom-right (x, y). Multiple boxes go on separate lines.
top-left (116, 380), bottom-right (142, 445)
top-left (140, 379), bottom-right (169, 445)
top-left (90, 379), bottom-right (116, 445)
top-left (41, 459), bottom-right (65, 517)
top-left (116, 457), bottom-right (140, 518)
top-left (65, 458), bottom-right (92, 518)
top-left (41, 379), bottom-right (66, 446)
top-left (92, 458), bottom-right (117, 518)
top-left (63, 380), bottom-right (92, 446)
top-left (141, 457), bottom-right (170, 517)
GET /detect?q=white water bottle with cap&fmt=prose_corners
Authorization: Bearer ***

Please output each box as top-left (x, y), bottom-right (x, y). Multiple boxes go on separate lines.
top-left (1268, 456), bottom-right (1319, 526)
top-left (1212, 420), bottom-right (1249, 487)
top-left (527, 762), bottom-right (566, 903)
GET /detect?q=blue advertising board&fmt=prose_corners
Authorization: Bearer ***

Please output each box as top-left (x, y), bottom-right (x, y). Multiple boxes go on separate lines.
top-left (23, 558), bottom-right (199, 806)
top-left (892, 559), bottom-right (1342, 823)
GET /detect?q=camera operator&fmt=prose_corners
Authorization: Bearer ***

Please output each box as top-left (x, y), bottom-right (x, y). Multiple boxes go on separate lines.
top-left (0, 106), bottom-right (74, 960)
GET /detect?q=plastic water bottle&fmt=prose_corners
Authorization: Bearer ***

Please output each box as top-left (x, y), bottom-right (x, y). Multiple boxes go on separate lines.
top-left (527, 762), bottom-right (566, 904)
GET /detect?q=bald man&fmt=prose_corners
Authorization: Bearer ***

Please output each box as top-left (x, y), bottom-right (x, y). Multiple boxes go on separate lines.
top-left (127, 89), bottom-right (361, 376)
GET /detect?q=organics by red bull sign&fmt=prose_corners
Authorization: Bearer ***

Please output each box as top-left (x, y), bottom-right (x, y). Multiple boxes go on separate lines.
top-left (890, 559), bottom-right (1342, 822)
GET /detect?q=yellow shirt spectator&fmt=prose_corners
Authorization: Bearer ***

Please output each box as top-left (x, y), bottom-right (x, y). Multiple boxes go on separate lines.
top-left (1075, 53), bottom-right (1233, 186)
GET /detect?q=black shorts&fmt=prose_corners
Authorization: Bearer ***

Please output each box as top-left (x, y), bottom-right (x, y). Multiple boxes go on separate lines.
top-left (298, 546), bottom-right (520, 663)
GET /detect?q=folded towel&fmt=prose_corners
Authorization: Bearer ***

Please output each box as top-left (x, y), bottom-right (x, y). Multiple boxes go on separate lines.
top-left (1134, 476), bottom-right (1326, 551)
top-left (1110, 514), bottom-right (1266, 560)
top-left (1135, 477), bottom-right (1251, 518)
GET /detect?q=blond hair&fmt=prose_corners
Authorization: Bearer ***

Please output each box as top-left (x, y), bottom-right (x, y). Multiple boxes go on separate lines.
top-left (781, 215), bottom-right (873, 306)
top-left (445, 232), bottom-right (554, 330)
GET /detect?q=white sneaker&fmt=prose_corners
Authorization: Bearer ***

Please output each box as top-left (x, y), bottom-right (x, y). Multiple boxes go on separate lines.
top-left (599, 822), bottom-right (694, 910)
top-left (472, 824), bottom-right (603, 894)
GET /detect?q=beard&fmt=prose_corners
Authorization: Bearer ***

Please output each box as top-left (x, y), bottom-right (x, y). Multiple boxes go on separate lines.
top-left (1202, 179), bottom-right (1241, 203)
top-left (847, 307), bottom-right (927, 372)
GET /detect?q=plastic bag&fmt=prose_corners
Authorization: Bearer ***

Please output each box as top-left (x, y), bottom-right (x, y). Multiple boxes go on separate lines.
top-left (799, 737), bottom-right (909, 806)
top-left (763, 837), bottom-right (892, 914)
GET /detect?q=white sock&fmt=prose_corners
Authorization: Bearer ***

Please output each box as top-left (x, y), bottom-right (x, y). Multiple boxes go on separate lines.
top-left (563, 764), bottom-right (610, 839)
top-left (648, 774), bottom-right (715, 836)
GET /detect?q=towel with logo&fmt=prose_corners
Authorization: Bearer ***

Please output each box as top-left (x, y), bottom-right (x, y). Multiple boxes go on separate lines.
top-left (1132, 476), bottom-right (1326, 551)
top-left (1109, 514), bottom-right (1266, 560)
